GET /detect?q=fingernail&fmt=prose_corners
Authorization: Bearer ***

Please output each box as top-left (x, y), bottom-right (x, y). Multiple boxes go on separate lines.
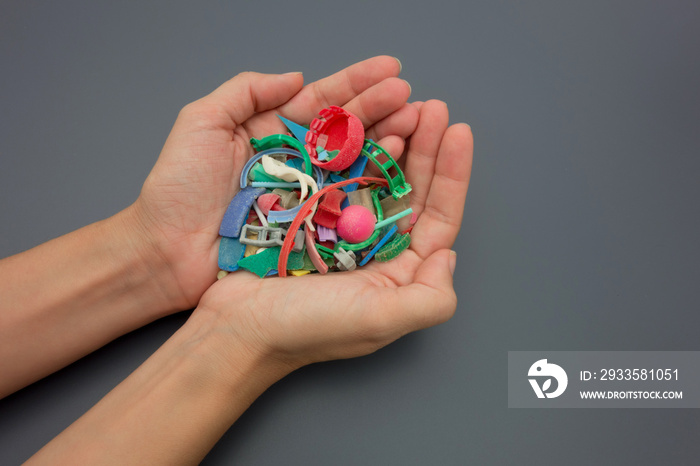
top-left (403, 79), bottom-right (412, 96)
top-left (449, 250), bottom-right (457, 276)
top-left (283, 71), bottom-right (303, 75)
top-left (394, 57), bottom-right (402, 72)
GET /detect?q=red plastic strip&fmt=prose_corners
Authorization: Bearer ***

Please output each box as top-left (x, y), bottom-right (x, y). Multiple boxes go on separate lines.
top-left (278, 176), bottom-right (388, 276)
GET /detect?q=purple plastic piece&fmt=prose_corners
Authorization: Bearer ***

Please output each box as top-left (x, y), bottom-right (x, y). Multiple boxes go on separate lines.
top-left (317, 225), bottom-right (338, 243)
top-left (219, 186), bottom-right (266, 238)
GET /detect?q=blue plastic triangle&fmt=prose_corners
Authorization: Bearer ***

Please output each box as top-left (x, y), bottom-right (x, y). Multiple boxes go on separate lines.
top-left (277, 115), bottom-right (309, 142)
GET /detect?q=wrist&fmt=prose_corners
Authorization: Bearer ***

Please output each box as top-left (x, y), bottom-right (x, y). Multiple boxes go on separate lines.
top-left (108, 205), bottom-right (189, 317)
top-left (183, 303), bottom-right (300, 390)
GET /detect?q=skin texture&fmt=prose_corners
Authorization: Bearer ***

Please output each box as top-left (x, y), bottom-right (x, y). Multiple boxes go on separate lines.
top-left (1, 56), bottom-right (473, 464)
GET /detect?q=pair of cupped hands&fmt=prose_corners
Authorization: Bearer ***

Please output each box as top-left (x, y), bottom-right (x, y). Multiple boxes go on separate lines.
top-left (129, 56), bottom-right (473, 371)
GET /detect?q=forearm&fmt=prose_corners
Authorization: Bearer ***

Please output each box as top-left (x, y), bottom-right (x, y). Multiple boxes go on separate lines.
top-left (27, 307), bottom-right (293, 465)
top-left (0, 206), bottom-right (180, 397)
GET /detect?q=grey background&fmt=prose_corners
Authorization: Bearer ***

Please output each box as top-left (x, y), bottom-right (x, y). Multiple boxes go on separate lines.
top-left (1, 0), bottom-right (699, 464)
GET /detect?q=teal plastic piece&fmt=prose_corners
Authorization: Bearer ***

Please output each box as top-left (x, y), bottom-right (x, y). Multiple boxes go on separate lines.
top-left (250, 181), bottom-right (302, 188)
top-left (286, 158), bottom-right (305, 172)
top-left (250, 164), bottom-right (285, 183)
top-left (374, 207), bottom-right (413, 230)
top-left (218, 237), bottom-right (246, 271)
top-left (277, 115), bottom-right (310, 143)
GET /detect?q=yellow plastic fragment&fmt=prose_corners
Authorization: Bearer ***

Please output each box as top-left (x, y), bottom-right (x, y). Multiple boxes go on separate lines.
top-left (244, 244), bottom-right (260, 257)
top-left (216, 270), bottom-right (229, 280)
top-left (290, 270), bottom-right (311, 276)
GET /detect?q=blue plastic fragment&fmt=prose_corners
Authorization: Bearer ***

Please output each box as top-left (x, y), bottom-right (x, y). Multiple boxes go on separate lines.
top-left (219, 186), bottom-right (266, 237)
top-left (277, 115), bottom-right (309, 142)
top-left (218, 236), bottom-right (247, 271)
top-left (359, 225), bottom-right (398, 266)
top-left (251, 181), bottom-right (302, 188)
top-left (345, 154), bottom-right (369, 193)
top-left (267, 204), bottom-right (304, 223)
top-left (285, 157), bottom-right (305, 172)
top-left (328, 173), bottom-right (347, 184)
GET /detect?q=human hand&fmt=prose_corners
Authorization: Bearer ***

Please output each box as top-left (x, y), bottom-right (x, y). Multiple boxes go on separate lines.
top-left (196, 100), bottom-right (473, 369)
top-left (127, 56), bottom-right (416, 313)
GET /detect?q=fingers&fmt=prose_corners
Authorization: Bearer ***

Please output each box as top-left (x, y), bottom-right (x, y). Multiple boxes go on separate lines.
top-left (365, 103), bottom-right (419, 142)
top-left (195, 72), bottom-right (305, 127)
top-left (342, 77), bottom-right (411, 129)
top-left (277, 55), bottom-right (402, 124)
top-left (402, 100), bottom-right (450, 215)
top-left (374, 135), bottom-right (406, 161)
top-left (410, 123), bottom-right (473, 258)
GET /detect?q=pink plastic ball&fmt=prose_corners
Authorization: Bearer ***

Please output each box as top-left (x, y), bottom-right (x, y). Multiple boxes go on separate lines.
top-left (336, 205), bottom-right (376, 243)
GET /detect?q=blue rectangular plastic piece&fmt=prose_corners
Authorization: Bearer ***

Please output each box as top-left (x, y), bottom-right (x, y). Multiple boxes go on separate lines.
top-left (219, 186), bottom-right (266, 238)
top-left (359, 225), bottom-right (398, 266)
top-left (218, 236), bottom-right (246, 271)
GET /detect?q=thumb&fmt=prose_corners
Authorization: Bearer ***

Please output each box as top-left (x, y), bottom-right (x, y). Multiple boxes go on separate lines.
top-left (202, 71), bottom-right (304, 125)
top-left (383, 249), bottom-right (458, 334)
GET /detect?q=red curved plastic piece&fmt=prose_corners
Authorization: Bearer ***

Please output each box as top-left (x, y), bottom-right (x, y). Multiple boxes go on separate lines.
top-left (278, 176), bottom-right (388, 276)
top-left (312, 189), bottom-right (347, 229)
top-left (305, 227), bottom-right (329, 274)
top-left (304, 106), bottom-right (364, 171)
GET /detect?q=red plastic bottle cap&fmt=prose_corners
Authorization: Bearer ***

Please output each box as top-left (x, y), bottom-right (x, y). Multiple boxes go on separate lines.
top-left (304, 106), bottom-right (364, 171)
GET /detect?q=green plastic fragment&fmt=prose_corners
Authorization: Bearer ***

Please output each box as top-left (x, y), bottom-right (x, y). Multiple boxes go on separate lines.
top-left (315, 243), bottom-right (338, 259)
top-left (302, 251), bottom-right (335, 271)
top-left (362, 139), bottom-right (412, 199)
top-left (237, 246), bottom-right (304, 277)
top-left (374, 233), bottom-right (411, 262)
top-left (237, 247), bottom-right (280, 277)
top-left (288, 249), bottom-right (305, 270)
